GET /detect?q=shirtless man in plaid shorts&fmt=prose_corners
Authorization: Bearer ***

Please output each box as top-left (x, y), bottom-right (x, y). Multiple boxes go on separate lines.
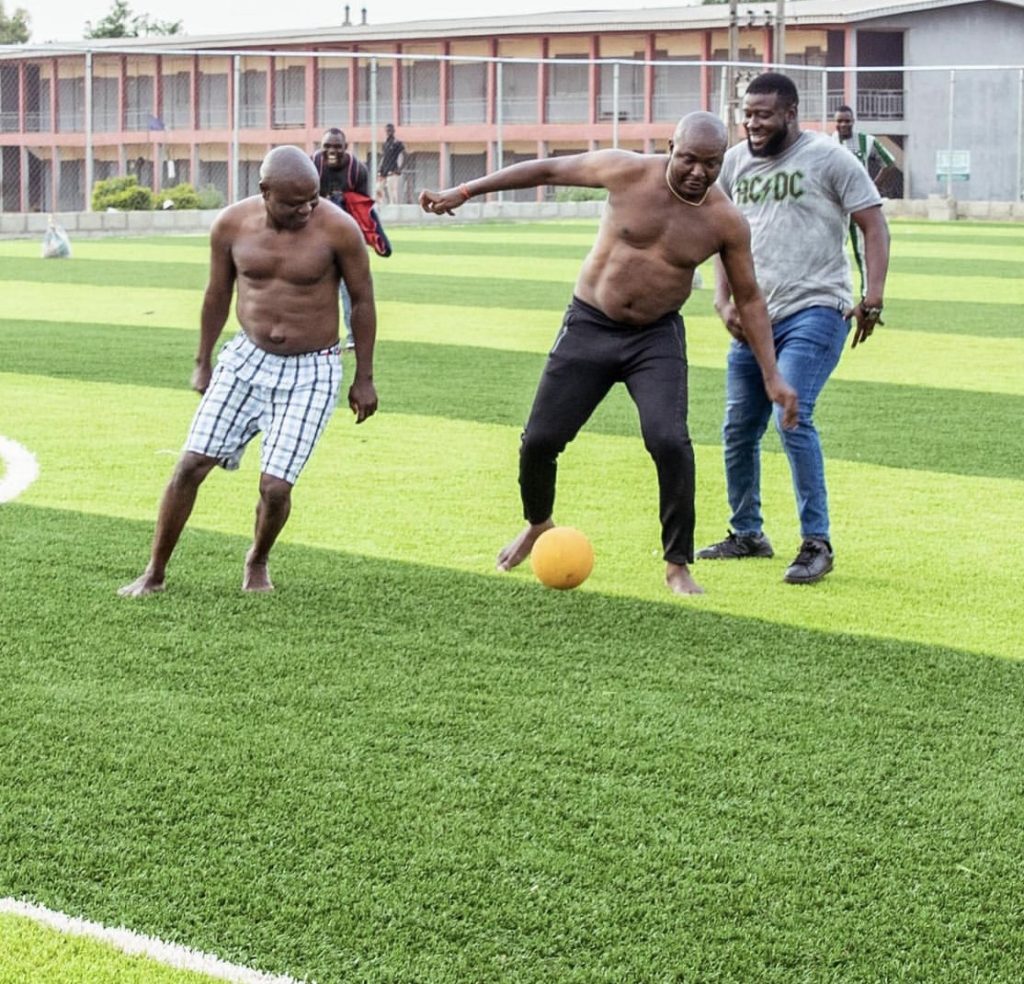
top-left (120, 146), bottom-right (377, 596)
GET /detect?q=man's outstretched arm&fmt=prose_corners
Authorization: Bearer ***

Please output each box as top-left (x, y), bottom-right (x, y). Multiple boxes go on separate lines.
top-left (419, 150), bottom-right (632, 215)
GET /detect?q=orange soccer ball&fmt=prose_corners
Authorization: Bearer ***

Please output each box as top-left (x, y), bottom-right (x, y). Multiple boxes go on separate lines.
top-left (530, 526), bottom-right (595, 590)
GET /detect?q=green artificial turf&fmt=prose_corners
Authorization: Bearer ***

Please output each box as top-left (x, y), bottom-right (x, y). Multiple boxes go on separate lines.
top-left (1, 218), bottom-right (1023, 982)
top-left (3, 507), bottom-right (1024, 982)
top-left (0, 320), bottom-right (1017, 480)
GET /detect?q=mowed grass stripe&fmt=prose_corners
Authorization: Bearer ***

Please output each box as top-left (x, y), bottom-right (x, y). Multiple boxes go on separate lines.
top-left (888, 240), bottom-right (1024, 263)
top-left (365, 237), bottom-right (594, 259)
top-left (874, 297), bottom-right (1023, 338)
top-left (0, 283), bottom-right (212, 331)
top-left (13, 250), bottom-right (1024, 296)
top-left (0, 239), bottom-right (210, 264)
top-left (3, 376), bottom-right (1021, 659)
top-left (2, 283), bottom-right (1020, 345)
top-left (889, 255), bottom-right (1024, 279)
top-left (0, 270), bottom-right (579, 310)
top-left (891, 218), bottom-right (1024, 240)
top-left (2, 324), bottom-right (1020, 480)
top-left (0, 226), bottom-right (586, 268)
top-left (6, 260), bottom-right (1023, 346)
top-left (0, 256), bottom-right (208, 289)
top-left (369, 303), bottom-right (1022, 396)
top-left (3, 505), bottom-right (1024, 981)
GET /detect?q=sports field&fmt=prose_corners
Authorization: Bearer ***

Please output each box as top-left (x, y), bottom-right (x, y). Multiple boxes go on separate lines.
top-left (1, 218), bottom-right (1022, 982)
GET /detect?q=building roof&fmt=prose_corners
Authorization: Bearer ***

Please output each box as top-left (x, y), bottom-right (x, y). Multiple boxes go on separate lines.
top-left (6, 0), bottom-right (1024, 55)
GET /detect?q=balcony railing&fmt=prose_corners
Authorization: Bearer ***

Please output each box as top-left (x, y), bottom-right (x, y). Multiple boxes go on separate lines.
top-left (858, 88), bottom-right (904, 120)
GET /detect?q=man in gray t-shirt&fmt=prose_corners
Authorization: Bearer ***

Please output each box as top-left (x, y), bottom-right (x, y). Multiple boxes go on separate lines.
top-left (699, 72), bottom-right (890, 584)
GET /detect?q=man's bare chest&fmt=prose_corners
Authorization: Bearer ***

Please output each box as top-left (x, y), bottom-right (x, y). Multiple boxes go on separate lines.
top-left (233, 239), bottom-right (336, 286)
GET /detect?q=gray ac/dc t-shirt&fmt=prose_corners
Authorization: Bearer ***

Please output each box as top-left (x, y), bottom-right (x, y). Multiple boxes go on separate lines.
top-left (718, 130), bottom-right (882, 323)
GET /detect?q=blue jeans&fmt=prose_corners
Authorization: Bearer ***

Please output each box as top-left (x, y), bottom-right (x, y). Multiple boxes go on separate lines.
top-left (722, 305), bottom-right (849, 541)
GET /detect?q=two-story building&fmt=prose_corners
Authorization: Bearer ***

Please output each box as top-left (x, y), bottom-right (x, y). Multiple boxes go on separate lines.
top-left (1, 0), bottom-right (1022, 212)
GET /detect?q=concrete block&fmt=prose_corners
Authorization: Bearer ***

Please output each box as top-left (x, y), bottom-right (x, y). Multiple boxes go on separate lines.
top-left (25, 213), bottom-right (51, 233)
top-left (169, 209), bottom-right (200, 230)
top-left (100, 210), bottom-right (129, 231)
top-left (0, 213), bottom-right (27, 234)
top-left (77, 212), bottom-right (107, 231)
top-left (926, 194), bottom-right (957, 221)
top-left (126, 211), bottom-right (157, 233)
top-left (989, 201), bottom-right (1013, 221)
top-left (150, 209), bottom-right (178, 230)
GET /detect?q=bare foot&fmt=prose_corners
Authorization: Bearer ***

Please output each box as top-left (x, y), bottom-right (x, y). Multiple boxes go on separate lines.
top-left (496, 520), bottom-right (555, 571)
top-left (243, 552), bottom-right (274, 592)
top-left (118, 571), bottom-right (166, 597)
top-left (666, 562), bottom-right (704, 596)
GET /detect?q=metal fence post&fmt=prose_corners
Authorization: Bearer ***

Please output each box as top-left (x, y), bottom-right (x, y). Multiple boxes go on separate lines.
top-left (612, 61), bottom-right (620, 149)
top-left (85, 51), bottom-right (93, 210)
top-left (496, 59), bottom-right (504, 201)
top-left (1018, 68), bottom-right (1023, 201)
top-left (946, 69), bottom-right (955, 199)
top-left (820, 68), bottom-right (828, 131)
top-left (369, 57), bottom-right (378, 189)
top-left (232, 55), bottom-right (240, 203)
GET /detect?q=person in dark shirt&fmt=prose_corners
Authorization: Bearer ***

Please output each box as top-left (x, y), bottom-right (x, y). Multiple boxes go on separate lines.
top-left (376, 123), bottom-right (406, 204)
top-left (312, 128), bottom-right (369, 348)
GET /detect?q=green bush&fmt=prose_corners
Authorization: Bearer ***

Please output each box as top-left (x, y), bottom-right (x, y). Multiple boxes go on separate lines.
top-left (195, 184), bottom-right (226, 210)
top-left (553, 187), bottom-right (608, 203)
top-left (158, 182), bottom-right (202, 210)
top-left (91, 175), bottom-right (155, 211)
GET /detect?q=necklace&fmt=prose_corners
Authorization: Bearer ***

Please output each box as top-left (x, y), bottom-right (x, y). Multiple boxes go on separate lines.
top-left (665, 167), bottom-right (710, 207)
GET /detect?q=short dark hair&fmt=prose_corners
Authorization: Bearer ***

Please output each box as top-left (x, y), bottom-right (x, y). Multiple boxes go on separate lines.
top-left (746, 72), bottom-right (799, 109)
top-left (322, 127), bottom-right (346, 141)
top-left (836, 104), bottom-right (853, 115)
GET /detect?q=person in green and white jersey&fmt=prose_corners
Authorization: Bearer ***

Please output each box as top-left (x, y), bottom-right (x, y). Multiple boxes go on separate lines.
top-left (833, 105), bottom-right (896, 294)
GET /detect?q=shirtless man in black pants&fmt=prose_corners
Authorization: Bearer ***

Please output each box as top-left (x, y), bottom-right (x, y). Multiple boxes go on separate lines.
top-left (419, 112), bottom-right (796, 595)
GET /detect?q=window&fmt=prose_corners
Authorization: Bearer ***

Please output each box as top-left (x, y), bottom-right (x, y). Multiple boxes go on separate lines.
top-left (239, 70), bottom-right (266, 128)
top-left (448, 62), bottom-right (486, 124)
top-left (161, 71), bottom-right (191, 129)
top-left (401, 60), bottom-right (440, 125)
top-left (317, 66), bottom-right (349, 127)
top-left (500, 61), bottom-right (537, 124)
top-left (273, 65), bottom-right (305, 127)
top-left (547, 56), bottom-right (588, 124)
top-left (198, 71), bottom-right (227, 129)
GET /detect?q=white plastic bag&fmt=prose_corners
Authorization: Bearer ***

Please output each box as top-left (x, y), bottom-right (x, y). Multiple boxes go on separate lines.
top-left (41, 219), bottom-right (72, 259)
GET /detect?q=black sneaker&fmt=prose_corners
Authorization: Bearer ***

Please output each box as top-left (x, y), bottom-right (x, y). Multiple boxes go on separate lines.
top-left (783, 538), bottom-right (834, 584)
top-left (697, 530), bottom-right (774, 560)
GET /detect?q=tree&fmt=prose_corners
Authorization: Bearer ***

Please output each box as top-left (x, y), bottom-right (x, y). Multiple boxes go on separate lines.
top-left (0, 1), bottom-right (31, 43)
top-left (84, 0), bottom-right (182, 38)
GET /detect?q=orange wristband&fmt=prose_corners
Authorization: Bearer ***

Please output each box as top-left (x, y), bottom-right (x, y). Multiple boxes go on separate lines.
top-left (458, 183), bottom-right (472, 201)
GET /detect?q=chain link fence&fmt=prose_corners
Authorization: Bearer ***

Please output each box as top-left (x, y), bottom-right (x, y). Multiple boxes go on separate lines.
top-left (1, 48), bottom-right (1022, 213)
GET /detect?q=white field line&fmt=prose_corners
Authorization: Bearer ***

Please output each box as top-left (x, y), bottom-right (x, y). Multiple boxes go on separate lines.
top-left (0, 436), bottom-right (39, 503)
top-left (0, 898), bottom-right (312, 984)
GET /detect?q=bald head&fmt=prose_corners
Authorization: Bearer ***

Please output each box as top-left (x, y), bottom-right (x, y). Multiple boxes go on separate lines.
top-left (673, 111), bottom-right (728, 152)
top-left (260, 145), bottom-right (319, 187)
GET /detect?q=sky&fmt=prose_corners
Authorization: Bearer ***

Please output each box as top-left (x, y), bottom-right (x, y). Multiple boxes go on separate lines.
top-left (17, 0), bottom-right (694, 45)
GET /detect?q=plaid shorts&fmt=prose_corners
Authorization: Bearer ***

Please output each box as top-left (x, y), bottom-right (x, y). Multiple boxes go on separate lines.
top-left (185, 331), bottom-right (342, 485)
